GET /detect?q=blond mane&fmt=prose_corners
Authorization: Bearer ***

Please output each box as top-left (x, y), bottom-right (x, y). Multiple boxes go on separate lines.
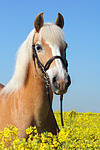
top-left (1, 23), bottom-right (65, 95)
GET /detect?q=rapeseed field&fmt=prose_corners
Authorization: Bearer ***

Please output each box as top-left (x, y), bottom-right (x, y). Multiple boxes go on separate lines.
top-left (0, 110), bottom-right (100, 149)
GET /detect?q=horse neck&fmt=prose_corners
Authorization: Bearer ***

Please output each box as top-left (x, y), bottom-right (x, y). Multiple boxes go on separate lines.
top-left (2, 60), bottom-right (56, 135)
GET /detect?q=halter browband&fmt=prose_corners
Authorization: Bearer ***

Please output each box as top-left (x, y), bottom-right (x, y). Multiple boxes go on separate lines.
top-left (32, 43), bottom-right (67, 132)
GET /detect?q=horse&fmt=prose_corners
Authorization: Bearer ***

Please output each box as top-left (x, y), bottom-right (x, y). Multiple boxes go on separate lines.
top-left (0, 12), bottom-right (71, 138)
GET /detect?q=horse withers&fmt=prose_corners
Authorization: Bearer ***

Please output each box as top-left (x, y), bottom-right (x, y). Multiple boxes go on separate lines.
top-left (0, 13), bottom-right (71, 138)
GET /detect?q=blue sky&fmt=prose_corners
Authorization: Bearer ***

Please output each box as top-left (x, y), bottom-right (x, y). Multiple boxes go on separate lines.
top-left (0, 0), bottom-right (100, 112)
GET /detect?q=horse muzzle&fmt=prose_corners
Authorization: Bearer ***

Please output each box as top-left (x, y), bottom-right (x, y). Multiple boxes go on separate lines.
top-left (52, 74), bottom-right (71, 95)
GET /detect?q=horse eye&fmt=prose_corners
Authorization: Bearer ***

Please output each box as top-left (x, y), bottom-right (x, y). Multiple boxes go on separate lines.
top-left (35, 44), bottom-right (42, 52)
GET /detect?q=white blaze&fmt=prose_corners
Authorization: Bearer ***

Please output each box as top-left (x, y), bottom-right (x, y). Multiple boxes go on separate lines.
top-left (46, 43), bottom-right (65, 83)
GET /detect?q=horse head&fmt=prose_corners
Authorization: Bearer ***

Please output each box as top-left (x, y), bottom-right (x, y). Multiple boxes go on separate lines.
top-left (32, 12), bottom-right (71, 95)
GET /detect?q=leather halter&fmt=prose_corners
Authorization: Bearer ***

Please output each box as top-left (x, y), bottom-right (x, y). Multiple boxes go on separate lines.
top-left (32, 43), bottom-right (67, 132)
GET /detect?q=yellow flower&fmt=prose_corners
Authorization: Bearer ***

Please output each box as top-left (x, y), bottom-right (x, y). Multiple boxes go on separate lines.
top-left (26, 126), bottom-right (33, 135)
top-left (0, 111), bottom-right (99, 149)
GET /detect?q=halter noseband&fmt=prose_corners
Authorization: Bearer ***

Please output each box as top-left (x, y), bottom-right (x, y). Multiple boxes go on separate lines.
top-left (32, 43), bottom-right (67, 132)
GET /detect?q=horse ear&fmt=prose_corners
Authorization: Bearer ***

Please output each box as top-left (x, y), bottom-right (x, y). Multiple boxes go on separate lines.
top-left (34, 12), bottom-right (44, 32)
top-left (55, 13), bottom-right (64, 29)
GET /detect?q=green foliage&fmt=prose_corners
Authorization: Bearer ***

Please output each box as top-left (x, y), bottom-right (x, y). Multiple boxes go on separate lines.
top-left (0, 110), bottom-right (100, 149)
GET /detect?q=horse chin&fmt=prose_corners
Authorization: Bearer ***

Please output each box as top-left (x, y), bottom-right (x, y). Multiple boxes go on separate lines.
top-left (53, 89), bottom-right (68, 95)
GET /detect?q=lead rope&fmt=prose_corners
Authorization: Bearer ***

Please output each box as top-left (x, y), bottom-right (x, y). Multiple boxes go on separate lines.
top-left (60, 94), bottom-right (64, 126)
top-left (32, 43), bottom-right (64, 132)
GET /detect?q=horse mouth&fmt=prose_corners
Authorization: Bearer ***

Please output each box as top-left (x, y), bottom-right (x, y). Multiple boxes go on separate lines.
top-left (54, 89), bottom-right (68, 95)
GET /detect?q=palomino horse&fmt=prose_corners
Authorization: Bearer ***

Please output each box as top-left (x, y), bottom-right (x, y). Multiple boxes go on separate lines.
top-left (0, 13), bottom-right (71, 138)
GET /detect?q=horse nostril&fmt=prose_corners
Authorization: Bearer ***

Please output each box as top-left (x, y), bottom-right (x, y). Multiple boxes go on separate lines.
top-left (52, 76), bottom-right (60, 89)
top-left (68, 75), bottom-right (71, 86)
top-left (65, 75), bottom-right (71, 89)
